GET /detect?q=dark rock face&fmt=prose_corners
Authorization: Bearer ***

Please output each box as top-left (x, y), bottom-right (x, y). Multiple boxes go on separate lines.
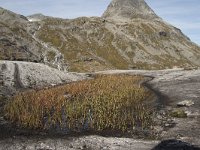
top-left (159, 31), bottom-right (168, 37)
top-left (102, 0), bottom-right (159, 20)
top-left (152, 139), bottom-right (200, 150)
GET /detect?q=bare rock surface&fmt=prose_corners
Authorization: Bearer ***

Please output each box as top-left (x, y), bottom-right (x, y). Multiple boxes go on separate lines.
top-left (0, 60), bottom-right (86, 96)
top-left (102, 0), bottom-right (159, 21)
top-left (27, 13), bottom-right (49, 22)
top-left (0, 136), bottom-right (159, 150)
top-left (0, 7), bottom-right (44, 63)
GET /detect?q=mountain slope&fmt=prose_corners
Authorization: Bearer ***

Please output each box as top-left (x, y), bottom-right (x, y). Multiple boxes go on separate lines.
top-left (0, 7), bottom-right (68, 70)
top-left (0, 7), bottom-right (43, 62)
top-left (1, 0), bottom-right (200, 72)
top-left (27, 13), bottom-right (49, 22)
top-left (35, 11), bottom-right (200, 71)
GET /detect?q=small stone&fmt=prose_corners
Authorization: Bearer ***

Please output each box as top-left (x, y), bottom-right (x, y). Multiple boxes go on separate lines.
top-left (164, 123), bottom-right (170, 127)
top-left (156, 115), bottom-right (162, 120)
top-left (154, 126), bottom-right (163, 132)
top-left (177, 100), bottom-right (194, 107)
top-left (161, 131), bottom-right (167, 136)
top-left (69, 144), bottom-right (73, 148)
top-left (79, 144), bottom-right (87, 150)
top-left (176, 134), bottom-right (183, 139)
top-left (36, 143), bottom-right (52, 150)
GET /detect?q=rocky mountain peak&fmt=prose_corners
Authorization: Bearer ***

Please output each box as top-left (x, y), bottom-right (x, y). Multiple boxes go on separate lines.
top-left (27, 13), bottom-right (47, 22)
top-left (102, 0), bottom-right (159, 21)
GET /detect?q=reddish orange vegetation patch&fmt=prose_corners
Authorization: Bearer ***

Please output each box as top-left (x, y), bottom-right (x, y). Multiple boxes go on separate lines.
top-left (4, 75), bottom-right (154, 133)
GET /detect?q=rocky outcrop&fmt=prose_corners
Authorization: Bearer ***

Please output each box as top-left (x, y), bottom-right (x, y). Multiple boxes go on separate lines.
top-left (152, 139), bottom-right (200, 150)
top-left (0, 7), bottom-right (28, 24)
top-left (102, 0), bottom-right (159, 21)
top-left (0, 7), bottom-right (43, 62)
top-left (27, 13), bottom-right (49, 22)
top-left (0, 7), bottom-right (68, 71)
top-left (0, 61), bottom-right (86, 96)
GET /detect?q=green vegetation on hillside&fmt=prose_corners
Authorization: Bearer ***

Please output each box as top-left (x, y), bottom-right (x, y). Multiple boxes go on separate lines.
top-left (35, 18), bottom-right (199, 72)
top-left (37, 18), bottom-right (130, 72)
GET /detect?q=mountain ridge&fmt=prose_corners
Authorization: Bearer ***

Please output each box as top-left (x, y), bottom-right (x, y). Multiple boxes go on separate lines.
top-left (0, 1), bottom-right (200, 72)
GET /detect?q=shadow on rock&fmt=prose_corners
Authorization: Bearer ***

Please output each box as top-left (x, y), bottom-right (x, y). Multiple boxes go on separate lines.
top-left (152, 139), bottom-right (200, 150)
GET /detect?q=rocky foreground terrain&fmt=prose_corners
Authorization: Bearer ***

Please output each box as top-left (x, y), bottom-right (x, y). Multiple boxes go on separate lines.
top-left (0, 68), bottom-right (200, 150)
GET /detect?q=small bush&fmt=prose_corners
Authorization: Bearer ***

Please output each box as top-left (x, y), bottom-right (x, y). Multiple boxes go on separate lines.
top-left (170, 109), bottom-right (187, 118)
top-left (4, 75), bottom-right (154, 133)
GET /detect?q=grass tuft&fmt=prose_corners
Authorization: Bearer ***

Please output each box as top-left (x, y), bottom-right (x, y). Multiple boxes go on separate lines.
top-left (170, 109), bottom-right (187, 118)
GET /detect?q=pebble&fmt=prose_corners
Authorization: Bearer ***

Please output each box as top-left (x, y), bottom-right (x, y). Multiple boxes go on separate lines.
top-left (177, 100), bottom-right (194, 107)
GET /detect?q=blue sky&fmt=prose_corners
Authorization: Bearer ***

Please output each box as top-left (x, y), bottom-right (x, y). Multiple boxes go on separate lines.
top-left (0, 0), bottom-right (199, 45)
